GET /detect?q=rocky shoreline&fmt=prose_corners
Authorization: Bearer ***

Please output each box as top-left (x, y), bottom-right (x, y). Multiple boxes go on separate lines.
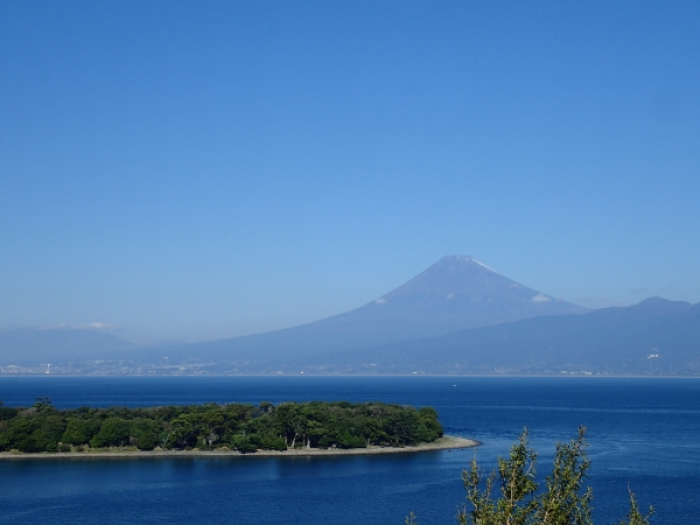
top-left (0, 436), bottom-right (479, 460)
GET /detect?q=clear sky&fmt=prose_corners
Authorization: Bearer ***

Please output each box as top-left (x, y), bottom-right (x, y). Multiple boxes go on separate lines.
top-left (1, 1), bottom-right (699, 344)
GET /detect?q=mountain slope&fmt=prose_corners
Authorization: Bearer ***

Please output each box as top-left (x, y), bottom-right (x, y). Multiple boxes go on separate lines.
top-left (331, 298), bottom-right (700, 375)
top-left (0, 328), bottom-right (136, 365)
top-left (164, 255), bottom-right (588, 363)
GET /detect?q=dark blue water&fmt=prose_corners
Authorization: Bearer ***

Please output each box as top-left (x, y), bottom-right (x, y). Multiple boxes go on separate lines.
top-left (1, 376), bottom-right (698, 524)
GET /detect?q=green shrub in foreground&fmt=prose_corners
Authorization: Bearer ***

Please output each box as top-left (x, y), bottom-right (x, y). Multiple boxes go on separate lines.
top-left (407, 427), bottom-right (653, 525)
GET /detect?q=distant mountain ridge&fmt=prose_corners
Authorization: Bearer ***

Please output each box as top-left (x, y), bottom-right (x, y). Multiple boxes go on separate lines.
top-left (0, 328), bottom-right (135, 365)
top-left (5, 256), bottom-right (697, 376)
top-left (159, 255), bottom-right (588, 363)
top-left (325, 297), bottom-right (700, 375)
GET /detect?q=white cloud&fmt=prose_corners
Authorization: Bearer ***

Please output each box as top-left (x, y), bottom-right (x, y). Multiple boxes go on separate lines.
top-left (531, 294), bottom-right (552, 302)
top-left (446, 293), bottom-right (455, 299)
top-left (40, 322), bottom-right (120, 331)
top-left (89, 322), bottom-right (117, 330)
top-left (375, 298), bottom-right (387, 305)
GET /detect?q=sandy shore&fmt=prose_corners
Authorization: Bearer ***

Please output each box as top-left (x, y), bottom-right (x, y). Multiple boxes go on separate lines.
top-left (0, 436), bottom-right (479, 461)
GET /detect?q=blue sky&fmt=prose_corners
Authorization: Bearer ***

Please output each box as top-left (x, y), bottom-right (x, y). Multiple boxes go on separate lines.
top-left (1, 1), bottom-right (699, 344)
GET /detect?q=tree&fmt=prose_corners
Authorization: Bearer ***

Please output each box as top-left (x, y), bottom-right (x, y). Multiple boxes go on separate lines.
top-left (409, 428), bottom-right (652, 525)
top-left (62, 419), bottom-right (100, 445)
top-left (90, 418), bottom-right (131, 448)
top-left (231, 434), bottom-right (257, 453)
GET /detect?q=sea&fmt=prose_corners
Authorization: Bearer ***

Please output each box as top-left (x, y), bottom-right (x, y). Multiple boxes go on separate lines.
top-left (0, 376), bottom-right (698, 525)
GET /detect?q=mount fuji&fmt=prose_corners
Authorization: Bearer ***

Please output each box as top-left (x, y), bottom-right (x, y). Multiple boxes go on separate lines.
top-left (161, 255), bottom-right (588, 363)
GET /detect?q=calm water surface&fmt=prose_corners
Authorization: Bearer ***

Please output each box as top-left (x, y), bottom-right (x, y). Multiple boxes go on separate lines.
top-left (0, 376), bottom-right (698, 524)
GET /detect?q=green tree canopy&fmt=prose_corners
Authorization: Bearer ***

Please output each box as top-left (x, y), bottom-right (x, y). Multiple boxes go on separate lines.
top-left (0, 400), bottom-right (443, 453)
top-left (407, 427), bottom-right (652, 525)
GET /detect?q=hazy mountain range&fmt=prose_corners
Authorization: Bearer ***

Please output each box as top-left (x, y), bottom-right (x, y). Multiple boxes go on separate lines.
top-left (1, 256), bottom-right (698, 375)
top-left (0, 328), bottom-right (136, 366)
top-left (155, 255), bottom-right (588, 364)
top-left (316, 297), bottom-right (700, 375)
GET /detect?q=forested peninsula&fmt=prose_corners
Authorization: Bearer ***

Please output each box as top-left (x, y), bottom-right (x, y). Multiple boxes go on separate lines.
top-left (0, 399), bottom-right (452, 456)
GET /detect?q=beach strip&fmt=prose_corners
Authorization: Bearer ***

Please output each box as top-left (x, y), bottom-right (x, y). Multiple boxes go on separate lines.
top-left (0, 436), bottom-right (479, 460)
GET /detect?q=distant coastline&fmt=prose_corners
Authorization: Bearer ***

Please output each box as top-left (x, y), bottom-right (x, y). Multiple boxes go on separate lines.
top-left (0, 435), bottom-right (478, 460)
top-left (3, 370), bottom-right (698, 379)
